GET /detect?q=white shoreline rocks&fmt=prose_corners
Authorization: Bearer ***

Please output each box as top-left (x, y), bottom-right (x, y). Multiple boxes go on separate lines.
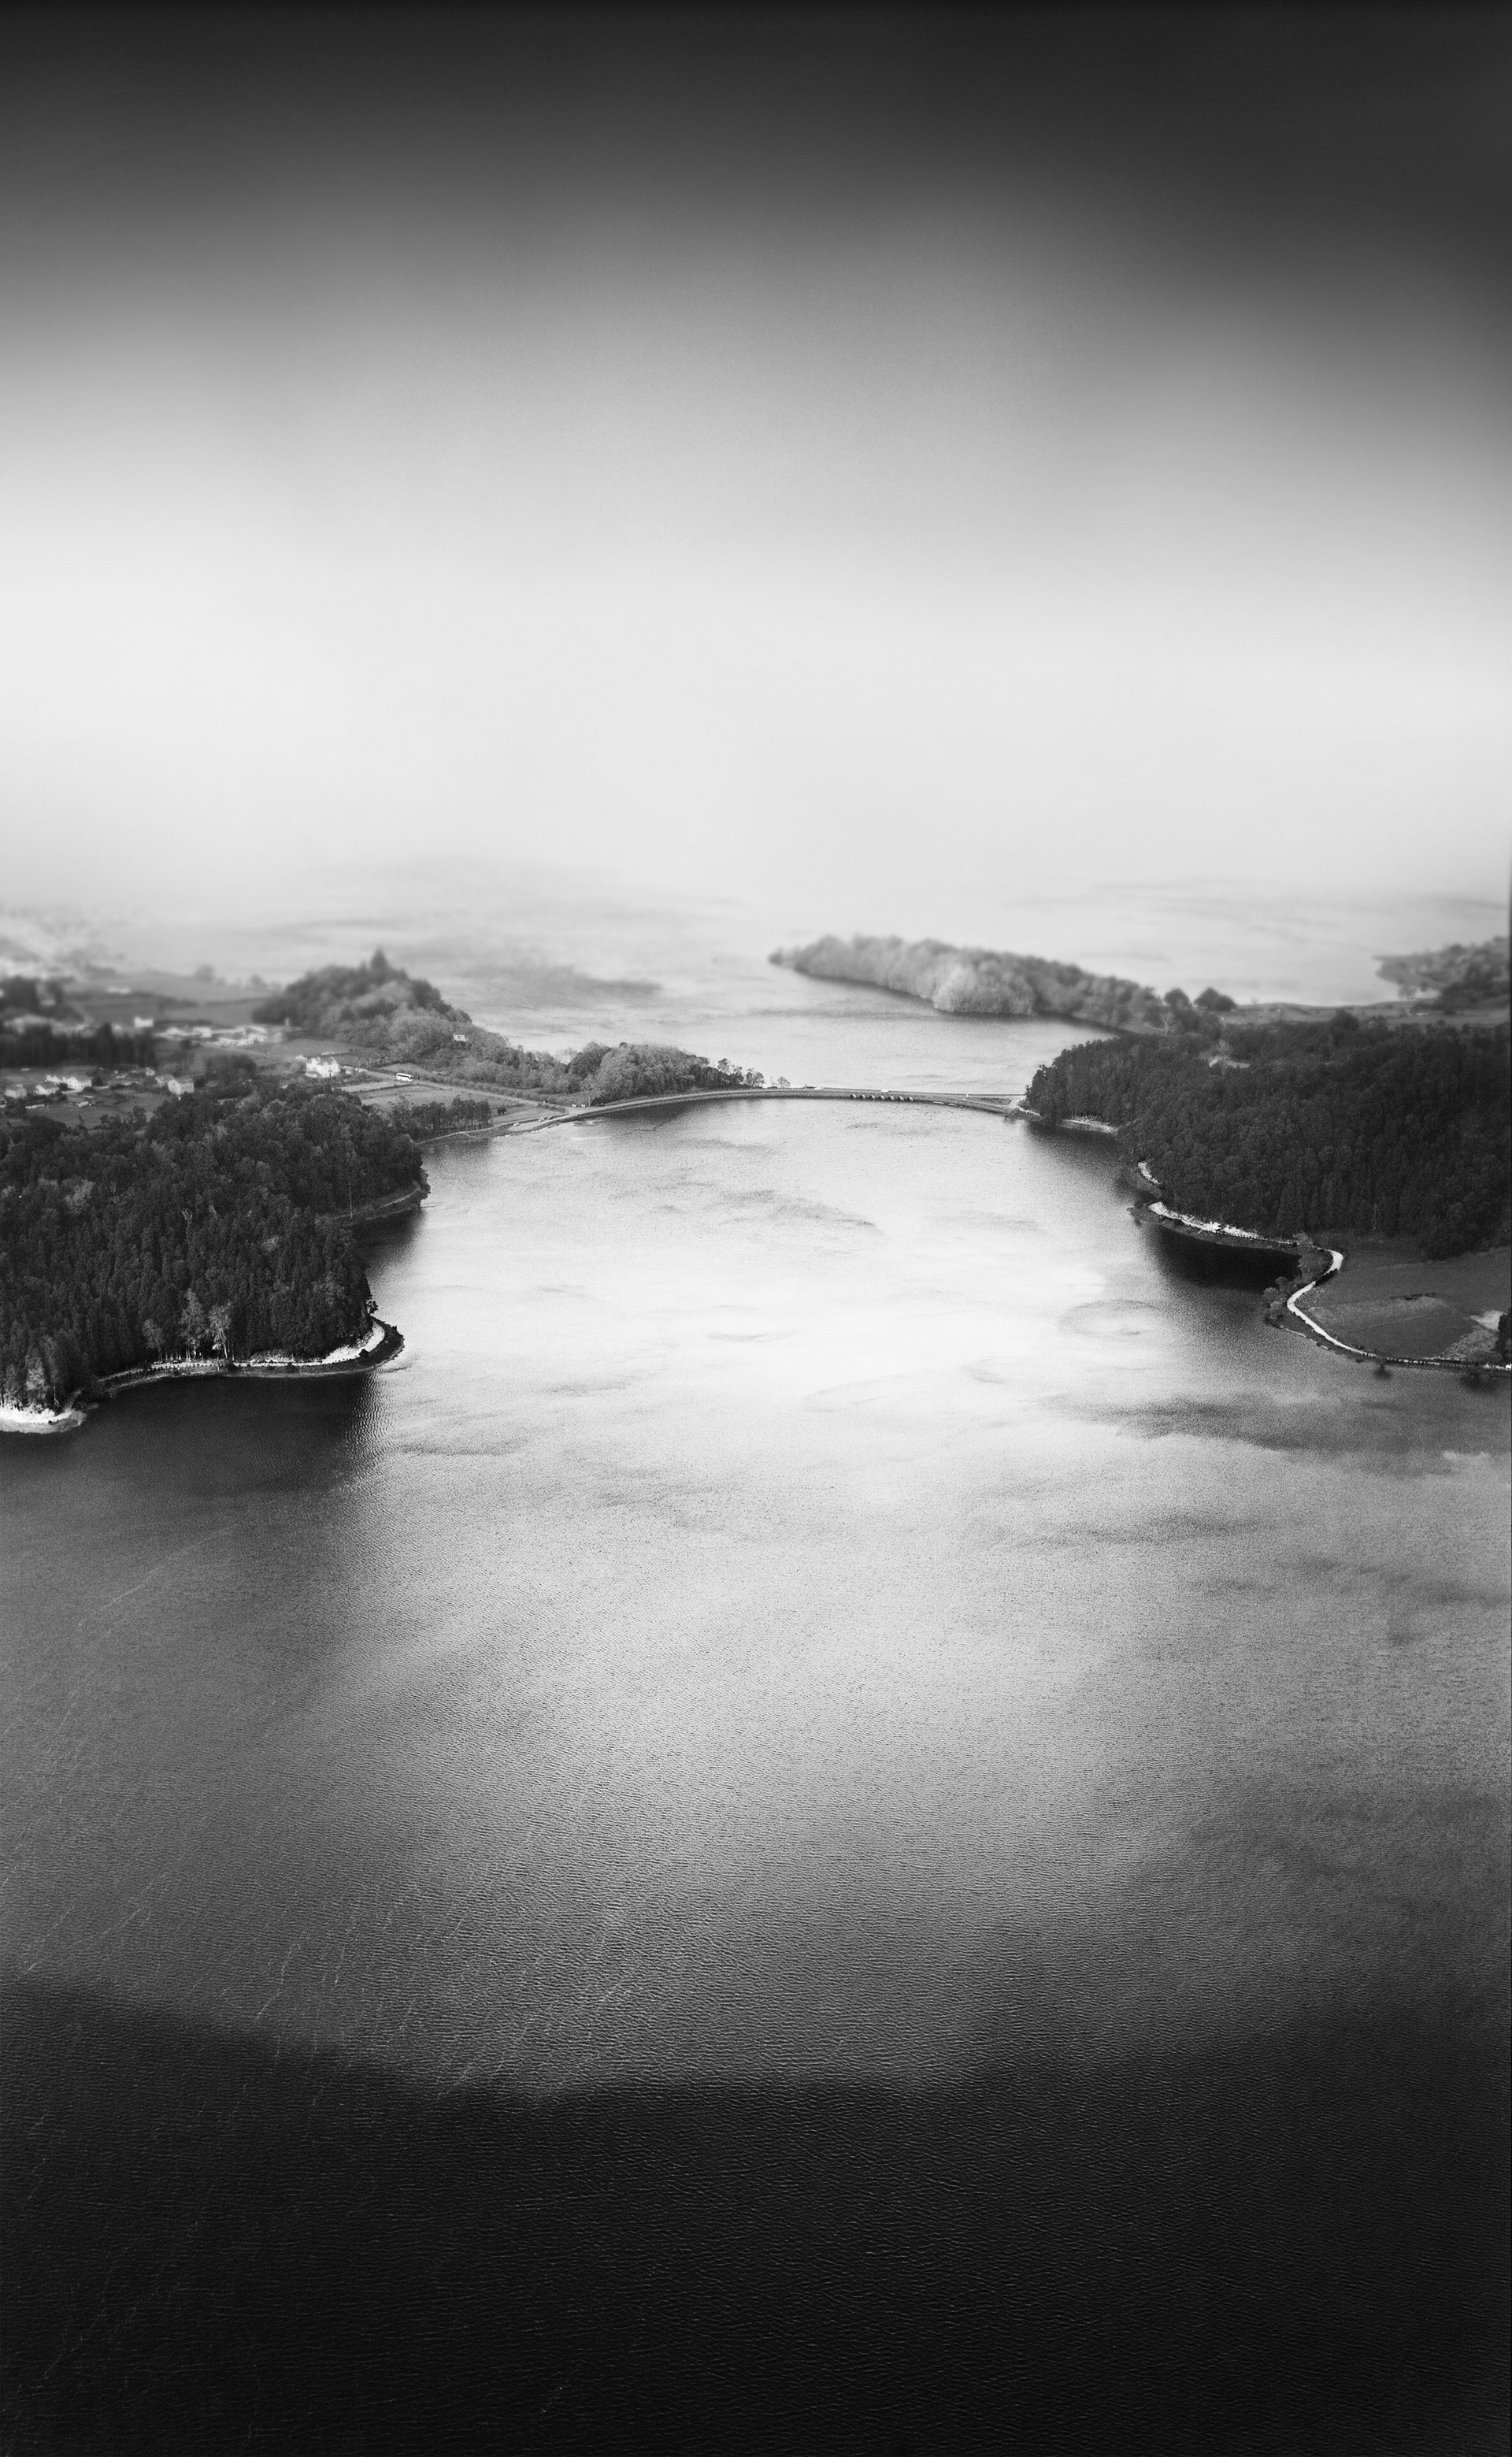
top-left (0, 1319), bottom-right (400, 1438)
top-left (0, 1400), bottom-right (87, 1435)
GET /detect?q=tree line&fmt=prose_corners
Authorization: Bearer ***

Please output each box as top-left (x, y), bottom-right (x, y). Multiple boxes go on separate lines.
top-left (1, 1081), bottom-right (425, 1409)
top-left (576, 1045), bottom-right (764, 1103)
top-left (1, 974), bottom-right (80, 1019)
top-left (1027, 1019), bottom-right (1510, 1257)
top-left (254, 952), bottom-right (763, 1101)
top-left (390, 1096), bottom-right (496, 1138)
top-left (2, 1021), bottom-right (158, 1072)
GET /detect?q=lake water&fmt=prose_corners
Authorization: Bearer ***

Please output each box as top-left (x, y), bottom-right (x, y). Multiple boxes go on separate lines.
top-left (3, 975), bottom-right (1508, 2451)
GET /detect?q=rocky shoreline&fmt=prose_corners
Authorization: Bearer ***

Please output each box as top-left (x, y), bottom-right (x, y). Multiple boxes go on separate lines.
top-left (337, 1183), bottom-right (428, 1227)
top-left (1280, 1276), bottom-right (1509, 1375)
top-left (1128, 1178), bottom-right (1508, 1375)
top-left (0, 1319), bottom-right (405, 1438)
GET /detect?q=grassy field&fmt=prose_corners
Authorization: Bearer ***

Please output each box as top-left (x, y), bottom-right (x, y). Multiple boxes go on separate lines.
top-left (1309, 1243), bottom-right (1510, 1361)
top-left (1235, 997), bottom-right (1510, 1034)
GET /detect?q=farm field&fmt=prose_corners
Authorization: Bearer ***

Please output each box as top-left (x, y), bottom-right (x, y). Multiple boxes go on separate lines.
top-left (1309, 1243), bottom-right (1510, 1360)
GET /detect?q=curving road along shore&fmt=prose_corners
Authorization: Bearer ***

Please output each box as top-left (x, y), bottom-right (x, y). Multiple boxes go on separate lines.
top-left (1284, 1267), bottom-right (1510, 1375)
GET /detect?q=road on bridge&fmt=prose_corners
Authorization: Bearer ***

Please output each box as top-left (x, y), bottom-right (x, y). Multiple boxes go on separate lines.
top-left (510, 1085), bottom-right (1032, 1131)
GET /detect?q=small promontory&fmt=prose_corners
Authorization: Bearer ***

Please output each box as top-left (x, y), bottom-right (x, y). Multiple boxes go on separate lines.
top-left (1, 1076), bottom-right (426, 1423)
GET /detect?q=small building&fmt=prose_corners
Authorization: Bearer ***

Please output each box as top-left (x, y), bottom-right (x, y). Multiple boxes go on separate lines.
top-left (305, 1056), bottom-right (343, 1080)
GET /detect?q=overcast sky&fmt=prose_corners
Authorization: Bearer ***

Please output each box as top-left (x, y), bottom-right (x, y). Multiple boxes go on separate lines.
top-left (2, 8), bottom-right (1509, 926)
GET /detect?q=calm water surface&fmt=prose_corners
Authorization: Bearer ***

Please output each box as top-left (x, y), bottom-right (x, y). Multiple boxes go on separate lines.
top-left (6, 1094), bottom-right (1508, 2079)
top-left (3, 994), bottom-right (1507, 2448)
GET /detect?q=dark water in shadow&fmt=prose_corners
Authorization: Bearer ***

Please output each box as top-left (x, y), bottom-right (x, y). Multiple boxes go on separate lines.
top-left (4, 1972), bottom-right (1506, 2455)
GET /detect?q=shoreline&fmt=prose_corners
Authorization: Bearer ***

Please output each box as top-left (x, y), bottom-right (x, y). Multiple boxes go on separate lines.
top-left (1284, 1271), bottom-right (1509, 1374)
top-left (1131, 1178), bottom-right (1508, 1375)
top-left (0, 1401), bottom-right (89, 1437)
top-left (1, 1319), bottom-right (405, 1439)
top-left (9, 1089), bottom-right (1502, 1435)
top-left (98, 1316), bottom-right (403, 1394)
top-left (340, 1184), bottom-right (427, 1227)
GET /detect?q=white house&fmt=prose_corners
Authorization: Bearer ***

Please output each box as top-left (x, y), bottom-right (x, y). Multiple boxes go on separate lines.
top-left (305, 1055), bottom-right (343, 1080)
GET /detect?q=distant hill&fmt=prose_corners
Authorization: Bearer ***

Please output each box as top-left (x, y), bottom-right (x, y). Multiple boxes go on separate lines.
top-left (769, 934), bottom-right (1214, 1034)
top-left (1377, 936), bottom-right (1509, 1014)
top-left (254, 953), bottom-right (762, 1103)
top-left (254, 950), bottom-right (469, 1051)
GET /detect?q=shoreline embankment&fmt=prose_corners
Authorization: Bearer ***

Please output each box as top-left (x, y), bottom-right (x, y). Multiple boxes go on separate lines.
top-left (1135, 1188), bottom-right (1509, 1375)
top-left (1283, 1270), bottom-right (1510, 1374)
top-left (342, 1184), bottom-right (428, 1227)
top-left (1, 1319), bottom-right (404, 1439)
top-left (98, 1316), bottom-right (403, 1395)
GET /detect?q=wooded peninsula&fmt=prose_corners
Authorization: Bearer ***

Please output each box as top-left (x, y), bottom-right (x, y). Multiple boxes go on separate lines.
top-left (2, 955), bottom-right (766, 1421)
top-left (1028, 1013), bottom-right (1510, 1259)
top-left (0, 1079), bottom-right (424, 1414)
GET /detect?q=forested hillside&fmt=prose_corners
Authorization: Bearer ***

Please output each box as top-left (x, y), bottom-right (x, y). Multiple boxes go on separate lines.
top-left (1, 1082), bottom-right (424, 1409)
top-left (255, 952), bottom-right (762, 1100)
top-left (771, 933), bottom-right (1197, 1032)
top-left (1, 1020), bottom-right (157, 1071)
top-left (1028, 1021), bottom-right (1509, 1257)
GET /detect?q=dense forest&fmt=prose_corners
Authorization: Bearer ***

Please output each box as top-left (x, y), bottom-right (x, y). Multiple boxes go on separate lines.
top-left (0, 1082), bottom-right (425, 1409)
top-left (255, 952), bottom-right (763, 1100)
top-left (1028, 1019), bottom-right (1510, 1257)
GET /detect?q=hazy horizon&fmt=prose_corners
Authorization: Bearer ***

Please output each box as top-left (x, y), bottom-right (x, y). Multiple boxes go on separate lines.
top-left (2, 9), bottom-right (1510, 922)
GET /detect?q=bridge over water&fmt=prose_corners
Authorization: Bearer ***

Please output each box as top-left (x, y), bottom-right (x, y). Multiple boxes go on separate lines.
top-left (512, 1085), bottom-right (1032, 1130)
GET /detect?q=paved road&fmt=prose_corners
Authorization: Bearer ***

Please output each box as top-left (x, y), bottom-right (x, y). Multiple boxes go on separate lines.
top-left (512, 1085), bottom-right (1030, 1131)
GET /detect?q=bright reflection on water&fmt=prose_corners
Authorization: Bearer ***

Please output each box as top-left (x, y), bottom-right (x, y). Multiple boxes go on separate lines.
top-left (4, 1096), bottom-right (1507, 2092)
